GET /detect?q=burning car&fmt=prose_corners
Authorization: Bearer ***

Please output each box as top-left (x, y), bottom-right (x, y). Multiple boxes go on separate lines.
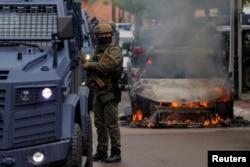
top-left (127, 27), bottom-right (234, 128)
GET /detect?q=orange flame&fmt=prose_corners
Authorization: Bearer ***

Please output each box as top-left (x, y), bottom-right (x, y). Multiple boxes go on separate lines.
top-left (132, 109), bottom-right (143, 122)
top-left (214, 86), bottom-right (223, 95)
top-left (203, 113), bottom-right (223, 126)
top-left (146, 57), bottom-right (153, 65)
top-left (130, 86), bottom-right (231, 127)
top-left (168, 101), bottom-right (209, 108)
top-left (184, 119), bottom-right (192, 123)
top-left (214, 86), bottom-right (231, 102)
top-left (200, 101), bottom-right (208, 107)
top-left (171, 102), bottom-right (182, 108)
top-left (131, 109), bottom-right (226, 127)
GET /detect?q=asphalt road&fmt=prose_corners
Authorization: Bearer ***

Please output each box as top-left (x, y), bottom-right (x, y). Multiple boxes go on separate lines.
top-left (90, 89), bottom-right (250, 167)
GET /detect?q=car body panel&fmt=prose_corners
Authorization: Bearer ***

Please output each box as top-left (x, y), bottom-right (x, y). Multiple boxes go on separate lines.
top-left (130, 78), bottom-right (231, 103)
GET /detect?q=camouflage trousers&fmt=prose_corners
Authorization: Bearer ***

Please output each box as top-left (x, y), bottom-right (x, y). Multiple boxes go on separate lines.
top-left (93, 93), bottom-right (121, 152)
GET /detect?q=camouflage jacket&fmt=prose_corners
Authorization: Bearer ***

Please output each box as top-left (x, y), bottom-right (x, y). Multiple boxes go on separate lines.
top-left (87, 43), bottom-right (123, 92)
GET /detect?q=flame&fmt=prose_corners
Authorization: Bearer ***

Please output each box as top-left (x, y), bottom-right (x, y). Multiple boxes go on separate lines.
top-left (146, 57), bottom-right (153, 65)
top-left (184, 119), bottom-right (192, 123)
top-left (203, 120), bottom-right (210, 126)
top-left (130, 87), bottom-right (231, 128)
top-left (214, 86), bottom-right (223, 95)
top-left (200, 101), bottom-right (208, 107)
top-left (131, 108), bottom-right (226, 128)
top-left (203, 113), bottom-right (223, 126)
top-left (221, 95), bottom-right (231, 102)
top-left (164, 112), bottom-right (224, 127)
top-left (132, 109), bottom-right (143, 122)
top-left (171, 102), bottom-right (182, 108)
top-left (167, 101), bottom-right (209, 108)
top-left (214, 86), bottom-right (231, 102)
top-left (131, 69), bottom-right (140, 82)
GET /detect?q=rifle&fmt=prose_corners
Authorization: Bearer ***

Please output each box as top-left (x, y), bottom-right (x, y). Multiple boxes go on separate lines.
top-left (83, 45), bottom-right (116, 88)
top-left (84, 72), bottom-right (106, 88)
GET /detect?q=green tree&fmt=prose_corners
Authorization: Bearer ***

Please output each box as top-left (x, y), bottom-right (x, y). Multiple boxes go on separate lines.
top-left (114, 0), bottom-right (249, 28)
top-left (114, 0), bottom-right (147, 28)
top-left (243, 0), bottom-right (250, 5)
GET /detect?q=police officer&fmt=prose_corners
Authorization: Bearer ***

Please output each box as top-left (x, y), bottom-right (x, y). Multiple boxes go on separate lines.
top-left (82, 23), bottom-right (123, 163)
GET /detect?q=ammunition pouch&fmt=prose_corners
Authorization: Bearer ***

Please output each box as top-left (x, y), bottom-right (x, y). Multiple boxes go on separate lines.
top-left (99, 91), bottom-right (116, 105)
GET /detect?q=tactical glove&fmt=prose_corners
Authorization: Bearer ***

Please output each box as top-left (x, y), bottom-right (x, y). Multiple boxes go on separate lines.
top-left (82, 62), bottom-right (89, 69)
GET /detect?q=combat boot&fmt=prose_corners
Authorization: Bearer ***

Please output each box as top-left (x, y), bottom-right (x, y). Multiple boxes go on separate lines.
top-left (93, 151), bottom-right (108, 161)
top-left (105, 147), bottom-right (121, 163)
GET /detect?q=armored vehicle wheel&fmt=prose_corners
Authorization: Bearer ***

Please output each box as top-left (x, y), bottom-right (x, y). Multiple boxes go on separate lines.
top-left (63, 124), bottom-right (83, 167)
top-left (83, 116), bottom-right (93, 167)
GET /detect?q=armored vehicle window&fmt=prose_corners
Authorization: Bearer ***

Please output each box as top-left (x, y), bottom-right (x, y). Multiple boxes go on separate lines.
top-left (0, 4), bottom-right (57, 40)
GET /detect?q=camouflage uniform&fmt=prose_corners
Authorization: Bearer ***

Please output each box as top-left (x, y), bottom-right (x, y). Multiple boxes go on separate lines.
top-left (87, 43), bottom-right (123, 155)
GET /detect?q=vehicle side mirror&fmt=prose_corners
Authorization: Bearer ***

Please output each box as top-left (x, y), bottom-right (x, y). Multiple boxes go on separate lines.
top-left (57, 16), bottom-right (74, 39)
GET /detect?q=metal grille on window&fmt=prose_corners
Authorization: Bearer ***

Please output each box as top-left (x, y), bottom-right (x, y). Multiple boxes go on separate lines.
top-left (0, 4), bottom-right (58, 40)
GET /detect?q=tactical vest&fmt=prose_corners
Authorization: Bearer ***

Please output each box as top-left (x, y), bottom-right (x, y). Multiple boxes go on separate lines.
top-left (93, 44), bottom-right (123, 89)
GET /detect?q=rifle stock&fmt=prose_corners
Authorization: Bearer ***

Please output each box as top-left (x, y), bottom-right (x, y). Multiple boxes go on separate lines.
top-left (84, 72), bottom-right (106, 88)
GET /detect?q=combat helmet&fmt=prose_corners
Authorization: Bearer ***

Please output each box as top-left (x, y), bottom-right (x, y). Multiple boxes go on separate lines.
top-left (93, 23), bottom-right (113, 35)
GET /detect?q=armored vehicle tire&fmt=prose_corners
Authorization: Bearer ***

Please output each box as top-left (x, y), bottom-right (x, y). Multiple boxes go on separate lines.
top-left (63, 123), bottom-right (83, 167)
top-left (83, 116), bottom-right (93, 167)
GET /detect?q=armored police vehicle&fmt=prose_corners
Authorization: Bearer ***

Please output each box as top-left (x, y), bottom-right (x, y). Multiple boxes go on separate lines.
top-left (0, 0), bottom-right (92, 166)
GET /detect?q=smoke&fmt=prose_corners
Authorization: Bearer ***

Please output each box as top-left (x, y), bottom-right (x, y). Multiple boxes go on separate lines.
top-left (143, 0), bottom-right (230, 27)
top-left (144, 48), bottom-right (224, 79)
top-left (136, 0), bottom-right (230, 79)
top-left (140, 27), bottom-right (226, 78)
